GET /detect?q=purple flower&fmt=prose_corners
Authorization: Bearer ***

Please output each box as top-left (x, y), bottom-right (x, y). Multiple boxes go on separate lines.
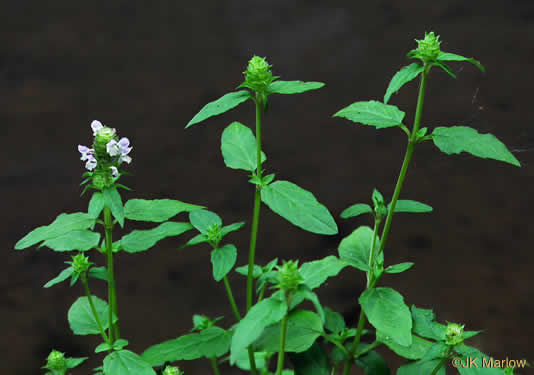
top-left (110, 166), bottom-right (119, 178)
top-left (106, 137), bottom-right (133, 164)
top-left (91, 120), bottom-right (103, 136)
top-left (77, 145), bottom-right (97, 171)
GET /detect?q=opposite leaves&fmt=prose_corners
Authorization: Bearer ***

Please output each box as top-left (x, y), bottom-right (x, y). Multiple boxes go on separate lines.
top-left (186, 90), bottom-right (252, 128)
top-left (333, 100), bottom-right (406, 129)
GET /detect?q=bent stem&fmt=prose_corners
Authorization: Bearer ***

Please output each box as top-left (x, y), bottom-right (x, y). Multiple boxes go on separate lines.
top-left (342, 64), bottom-right (430, 375)
top-left (245, 92), bottom-right (264, 375)
top-left (80, 273), bottom-right (110, 345)
top-left (223, 275), bottom-right (241, 321)
top-left (104, 207), bottom-right (119, 341)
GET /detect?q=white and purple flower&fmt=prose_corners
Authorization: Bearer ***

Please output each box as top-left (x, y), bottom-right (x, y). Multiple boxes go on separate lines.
top-left (78, 145), bottom-right (97, 171)
top-left (106, 137), bottom-right (133, 164)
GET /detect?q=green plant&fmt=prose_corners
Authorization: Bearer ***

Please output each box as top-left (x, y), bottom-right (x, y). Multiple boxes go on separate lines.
top-left (15, 32), bottom-right (530, 375)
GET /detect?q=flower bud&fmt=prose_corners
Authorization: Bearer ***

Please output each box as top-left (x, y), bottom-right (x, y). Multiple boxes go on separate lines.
top-left (415, 32), bottom-right (441, 63)
top-left (277, 260), bottom-right (303, 293)
top-left (71, 253), bottom-right (91, 274)
top-left (243, 56), bottom-right (274, 94)
top-left (93, 126), bottom-right (117, 162)
top-left (206, 223), bottom-right (222, 246)
top-left (44, 349), bottom-right (67, 374)
top-left (445, 322), bottom-right (464, 346)
top-left (163, 365), bottom-right (183, 375)
top-left (91, 170), bottom-right (113, 189)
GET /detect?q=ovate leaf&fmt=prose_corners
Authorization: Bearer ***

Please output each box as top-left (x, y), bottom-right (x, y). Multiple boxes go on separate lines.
top-left (377, 330), bottom-right (433, 360)
top-left (384, 63), bottom-right (424, 104)
top-left (211, 244), bottom-right (237, 281)
top-left (299, 256), bottom-right (346, 289)
top-left (189, 209), bottom-right (222, 234)
top-left (124, 199), bottom-right (203, 222)
top-left (15, 212), bottom-right (96, 250)
top-left (432, 126), bottom-right (520, 167)
top-left (288, 342), bottom-right (330, 375)
top-left (333, 100), bottom-right (405, 129)
top-left (221, 121), bottom-right (266, 171)
top-left (142, 334), bottom-right (201, 366)
top-left (338, 226), bottom-right (382, 272)
top-left (68, 296), bottom-right (116, 335)
top-left (397, 359), bottom-right (445, 375)
top-left (359, 287), bottom-right (412, 346)
top-left (44, 267), bottom-right (75, 288)
top-left (260, 180), bottom-right (338, 235)
top-left (267, 80), bottom-right (324, 95)
top-left (121, 222), bottom-right (193, 253)
top-left (103, 186), bottom-right (124, 227)
top-left (88, 192), bottom-right (105, 219)
top-left (103, 350), bottom-right (156, 375)
top-left (186, 90), bottom-right (252, 128)
top-left (41, 230), bottom-right (100, 252)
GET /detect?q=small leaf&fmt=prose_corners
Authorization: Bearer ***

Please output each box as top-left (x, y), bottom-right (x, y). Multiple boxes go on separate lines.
top-left (103, 350), bottom-right (156, 375)
top-left (221, 122), bottom-right (266, 171)
top-left (88, 192), bottom-right (105, 219)
top-left (255, 310), bottom-right (323, 353)
top-left (88, 266), bottom-right (109, 282)
top-left (299, 256), bottom-right (346, 289)
top-left (437, 52), bottom-right (485, 73)
top-left (359, 287), bottom-right (412, 346)
top-left (95, 342), bottom-right (113, 353)
top-left (267, 80), bottom-right (324, 95)
top-left (338, 226), bottom-right (382, 272)
top-left (44, 267), bottom-right (75, 288)
top-left (189, 210), bottom-right (222, 234)
top-left (389, 200), bottom-right (433, 214)
top-left (355, 350), bottom-right (390, 375)
top-left (333, 100), bottom-right (405, 129)
top-left (432, 126), bottom-right (520, 166)
top-left (230, 294), bottom-right (287, 363)
top-left (211, 244), bottom-right (237, 281)
top-left (376, 330), bottom-right (433, 360)
top-left (186, 90), bottom-right (252, 128)
top-left (324, 307), bottom-right (346, 334)
top-left (41, 230), bottom-right (100, 252)
top-left (385, 262), bottom-right (414, 274)
top-left (142, 334), bottom-right (202, 365)
top-left (121, 222), bottom-right (193, 253)
top-left (198, 326), bottom-right (231, 358)
top-left (15, 212), bottom-right (96, 250)
top-left (221, 222), bottom-right (246, 237)
top-left (68, 296), bottom-right (116, 335)
top-left (124, 199), bottom-right (204, 222)
top-left (411, 305), bottom-right (446, 341)
top-left (65, 357), bottom-right (88, 369)
top-left (260, 180), bottom-right (338, 235)
top-left (235, 264), bottom-right (262, 278)
top-left (384, 63), bottom-right (424, 104)
top-left (103, 186), bottom-right (124, 227)
top-left (340, 203), bottom-right (373, 219)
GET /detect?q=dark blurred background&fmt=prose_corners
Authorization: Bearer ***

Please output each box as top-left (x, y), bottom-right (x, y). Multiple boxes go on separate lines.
top-left (3, 1), bottom-right (533, 374)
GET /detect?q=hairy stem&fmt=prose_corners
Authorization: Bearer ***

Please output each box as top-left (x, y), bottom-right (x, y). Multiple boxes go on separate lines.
top-left (342, 64), bottom-right (430, 375)
top-left (223, 275), bottom-right (241, 321)
top-left (275, 312), bottom-right (289, 375)
top-left (81, 273), bottom-right (110, 345)
top-left (104, 207), bottom-right (119, 341)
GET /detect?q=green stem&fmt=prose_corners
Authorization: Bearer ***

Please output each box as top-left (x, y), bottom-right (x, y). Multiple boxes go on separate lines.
top-left (104, 207), bottom-right (119, 341)
top-left (209, 357), bottom-right (221, 375)
top-left (245, 93), bottom-right (264, 375)
top-left (81, 273), bottom-right (110, 345)
top-left (223, 275), bottom-right (241, 321)
top-left (342, 64), bottom-right (430, 375)
top-left (366, 218), bottom-right (381, 286)
top-left (275, 309), bottom-right (289, 375)
top-left (430, 346), bottom-right (452, 375)
top-left (355, 339), bottom-right (380, 358)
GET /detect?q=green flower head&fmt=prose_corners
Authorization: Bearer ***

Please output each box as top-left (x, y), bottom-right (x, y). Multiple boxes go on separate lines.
top-left (44, 349), bottom-right (67, 374)
top-left (445, 322), bottom-right (464, 346)
top-left (163, 365), bottom-right (184, 375)
top-left (242, 56), bottom-right (275, 94)
top-left (276, 260), bottom-right (303, 293)
top-left (69, 253), bottom-right (91, 274)
top-left (415, 32), bottom-right (442, 63)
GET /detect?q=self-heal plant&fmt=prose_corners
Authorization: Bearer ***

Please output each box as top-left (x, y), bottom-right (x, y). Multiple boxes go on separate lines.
top-left (14, 35), bottom-right (531, 375)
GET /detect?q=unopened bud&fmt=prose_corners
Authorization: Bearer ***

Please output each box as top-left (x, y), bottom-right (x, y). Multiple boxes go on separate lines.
top-left (243, 56), bottom-right (274, 94)
top-left (277, 260), bottom-right (303, 293)
top-left (415, 32), bottom-right (441, 63)
top-left (445, 322), bottom-right (464, 346)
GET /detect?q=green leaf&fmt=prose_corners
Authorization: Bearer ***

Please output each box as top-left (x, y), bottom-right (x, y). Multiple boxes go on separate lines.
top-left (437, 52), bottom-right (485, 73)
top-left (410, 305), bottom-right (446, 341)
top-left (103, 187), bottom-right (124, 227)
top-left (95, 342), bottom-right (113, 353)
top-left (333, 100), bottom-right (406, 129)
top-left (68, 296), bottom-right (116, 335)
top-left (230, 294), bottom-right (288, 363)
top-left (235, 264), bottom-right (262, 278)
top-left (455, 346), bottom-right (509, 375)
top-left (65, 357), bottom-right (88, 369)
top-left (41, 230), bottom-right (100, 252)
top-left (88, 192), bottom-right (105, 219)
top-left (88, 266), bottom-right (109, 282)
top-left (142, 334), bottom-right (202, 365)
top-left (15, 212), bottom-right (96, 250)
top-left (340, 203), bottom-right (373, 219)
top-left (186, 90), bottom-right (252, 128)
top-left (103, 350), bottom-right (156, 375)
top-left (189, 209), bottom-right (222, 234)
top-left (183, 233), bottom-right (209, 247)
top-left (43, 267), bottom-right (74, 288)
top-left (255, 310), bottom-right (323, 353)
top-left (385, 262), bottom-right (414, 274)
top-left (299, 256), bottom-right (346, 289)
top-left (234, 350), bottom-right (270, 371)
top-left (359, 287), bottom-right (412, 346)
top-left (267, 80), bottom-right (324, 95)
top-left (384, 63), bottom-right (424, 104)
top-left (221, 121), bottom-right (266, 171)
top-left (260, 180), bottom-right (338, 235)
top-left (198, 326), bottom-right (231, 358)
top-left (124, 199), bottom-right (203, 222)
top-left (338, 226), bottom-right (382, 272)
top-left (355, 350), bottom-right (390, 375)
top-left (221, 222), bottom-right (246, 237)
top-left (376, 330), bottom-right (433, 360)
top-left (121, 222), bottom-right (193, 253)
top-left (211, 244), bottom-right (237, 281)
top-left (324, 307), bottom-right (346, 334)
top-left (397, 359), bottom-right (445, 375)
top-left (389, 200), bottom-right (433, 214)
top-left (432, 126), bottom-right (520, 167)
top-left (288, 342), bottom-right (330, 375)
